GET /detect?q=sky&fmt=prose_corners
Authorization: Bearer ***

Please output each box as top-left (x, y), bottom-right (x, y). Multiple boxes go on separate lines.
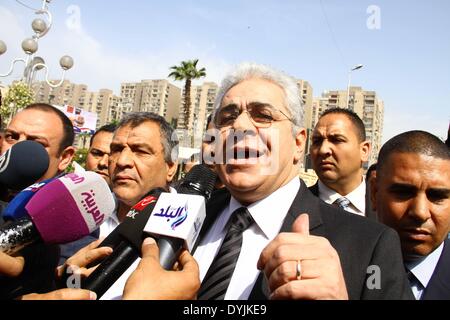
top-left (0, 0), bottom-right (449, 143)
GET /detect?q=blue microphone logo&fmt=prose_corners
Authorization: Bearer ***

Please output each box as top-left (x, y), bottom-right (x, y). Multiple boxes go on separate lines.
top-left (154, 203), bottom-right (188, 230)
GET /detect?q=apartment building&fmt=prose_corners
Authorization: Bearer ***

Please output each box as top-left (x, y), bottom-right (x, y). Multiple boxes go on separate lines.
top-left (33, 80), bottom-right (88, 108)
top-left (315, 87), bottom-right (385, 165)
top-left (119, 79), bottom-right (181, 125)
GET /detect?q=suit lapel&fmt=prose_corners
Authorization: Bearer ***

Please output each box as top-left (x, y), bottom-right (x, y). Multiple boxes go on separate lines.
top-left (309, 182), bottom-right (319, 197)
top-left (422, 239), bottom-right (450, 300)
top-left (192, 188), bottom-right (231, 253)
top-left (249, 180), bottom-right (325, 300)
top-left (279, 180), bottom-right (324, 233)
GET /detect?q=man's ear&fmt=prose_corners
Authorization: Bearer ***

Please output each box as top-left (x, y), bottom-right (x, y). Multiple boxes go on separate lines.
top-left (360, 140), bottom-right (371, 163)
top-left (293, 128), bottom-right (307, 164)
top-left (58, 146), bottom-right (76, 172)
top-left (166, 161), bottom-right (178, 183)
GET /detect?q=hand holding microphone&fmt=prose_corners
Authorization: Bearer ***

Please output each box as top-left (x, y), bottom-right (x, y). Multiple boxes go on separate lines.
top-left (82, 164), bottom-right (217, 299)
top-left (122, 237), bottom-right (200, 300)
top-left (144, 164), bottom-right (217, 270)
top-left (18, 288), bottom-right (97, 300)
top-left (0, 251), bottom-right (24, 278)
top-left (56, 238), bottom-right (113, 281)
top-left (0, 171), bottom-right (115, 255)
top-left (123, 164), bottom-right (218, 300)
top-left (80, 188), bottom-right (166, 297)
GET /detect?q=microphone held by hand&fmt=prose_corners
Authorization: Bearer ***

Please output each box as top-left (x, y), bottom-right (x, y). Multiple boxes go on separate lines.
top-left (146, 164), bottom-right (217, 270)
top-left (0, 172), bottom-right (115, 255)
top-left (0, 140), bottom-right (49, 191)
top-left (81, 188), bottom-right (165, 297)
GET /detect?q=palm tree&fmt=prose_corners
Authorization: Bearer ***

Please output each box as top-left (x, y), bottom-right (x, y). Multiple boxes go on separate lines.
top-left (168, 59), bottom-right (206, 129)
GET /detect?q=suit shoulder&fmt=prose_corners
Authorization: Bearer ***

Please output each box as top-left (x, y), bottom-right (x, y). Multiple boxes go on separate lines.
top-left (317, 199), bottom-right (394, 243)
top-left (433, 238), bottom-right (450, 275)
top-left (308, 182), bottom-right (319, 196)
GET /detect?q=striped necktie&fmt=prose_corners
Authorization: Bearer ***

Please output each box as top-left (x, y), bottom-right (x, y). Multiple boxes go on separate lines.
top-left (198, 207), bottom-right (254, 300)
top-left (333, 197), bottom-right (351, 210)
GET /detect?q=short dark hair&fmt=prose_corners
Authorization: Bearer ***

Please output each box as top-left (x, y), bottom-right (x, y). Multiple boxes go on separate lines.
top-left (378, 130), bottom-right (450, 174)
top-left (90, 123), bottom-right (117, 147)
top-left (366, 162), bottom-right (377, 179)
top-left (24, 103), bottom-right (74, 154)
top-left (319, 108), bottom-right (366, 142)
top-left (446, 124), bottom-right (450, 148)
top-left (117, 112), bottom-right (178, 163)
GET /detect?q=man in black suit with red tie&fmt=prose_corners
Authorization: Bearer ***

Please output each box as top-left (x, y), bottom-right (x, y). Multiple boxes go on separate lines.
top-left (371, 130), bottom-right (450, 300)
top-left (193, 62), bottom-right (413, 300)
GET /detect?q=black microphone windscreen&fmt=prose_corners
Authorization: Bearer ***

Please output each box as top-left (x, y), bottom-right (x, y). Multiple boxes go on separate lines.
top-left (177, 164), bottom-right (217, 200)
top-left (111, 188), bottom-right (166, 251)
top-left (0, 140), bottom-right (49, 190)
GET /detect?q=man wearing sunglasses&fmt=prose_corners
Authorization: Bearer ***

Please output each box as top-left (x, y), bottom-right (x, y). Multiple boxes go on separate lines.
top-left (193, 62), bottom-right (413, 300)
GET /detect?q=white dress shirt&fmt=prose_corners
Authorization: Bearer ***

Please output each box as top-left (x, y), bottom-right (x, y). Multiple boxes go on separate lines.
top-left (193, 177), bottom-right (301, 300)
top-left (318, 178), bottom-right (366, 217)
top-left (99, 212), bottom-right (120, 239)
top-left (100, 187), bottom-right (177, 300)
top-left (99, 193), bottom-right (120, 238)
top-left (405, 242), bottom-right (444, 300)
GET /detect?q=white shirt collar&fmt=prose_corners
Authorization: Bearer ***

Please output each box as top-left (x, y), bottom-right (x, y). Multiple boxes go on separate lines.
top-left (193, 177), bottom-right (302, 299)
top-left (109, 211), bottom-right (120, 225)
top-left (318, 177), bottom-right (366, 215)
top-left (224, 177), bottom-right (301, 239)
top-left (169, 186), bottom-right (177, 193)
top-left (405, 242), bottom-right (444, 289)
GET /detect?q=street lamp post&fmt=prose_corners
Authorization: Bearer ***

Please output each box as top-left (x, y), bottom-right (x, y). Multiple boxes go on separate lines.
top-left (347, 64), bottom-right (363, 109)
top-left (0, 0), bottom-right (74, 88)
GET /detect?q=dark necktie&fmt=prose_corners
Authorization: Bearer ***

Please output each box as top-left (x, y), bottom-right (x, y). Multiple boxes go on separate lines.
top-left (198, 207), bottom-right (254, 300)
top-left (406, 269), bottom-right (424, 300)
top-left (333, 197), bottom-right (351, 210)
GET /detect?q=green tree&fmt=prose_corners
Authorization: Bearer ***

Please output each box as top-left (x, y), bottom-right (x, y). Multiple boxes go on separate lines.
top-left (109, 118), bottom-right (120, 127)
top-left (66, 148), bottom-right (89, 173)
top-left (168, 59), bottom-right (206, 130)
top-left (75, 148), bottom-right (89, 167)
top-left (0, 81), bottom-right (34, 127)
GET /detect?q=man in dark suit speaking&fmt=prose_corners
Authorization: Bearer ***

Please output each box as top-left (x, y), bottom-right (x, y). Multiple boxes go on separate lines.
top-left (193, 62), bottom-right (413, 300)
top-left (371, 131), bottom-right (450, 300)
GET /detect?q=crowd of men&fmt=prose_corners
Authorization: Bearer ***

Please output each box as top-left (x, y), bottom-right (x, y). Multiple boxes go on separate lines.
top-left (0, 62), bottom-right (449, 300)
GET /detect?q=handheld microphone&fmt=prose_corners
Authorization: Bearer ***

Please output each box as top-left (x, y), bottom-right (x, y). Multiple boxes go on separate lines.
top-left (82, 188), bottom-right (166, 297)
top-left (2, 178), bottom-right (55, 222)
top-left (0, 172), bottom-right (115, 255)
top-left (0, 140), bottom-right (49, 191)
top-left (144, 164), bottom-right (217, 270)
top-left (82, 165), bottom-right (216, 298)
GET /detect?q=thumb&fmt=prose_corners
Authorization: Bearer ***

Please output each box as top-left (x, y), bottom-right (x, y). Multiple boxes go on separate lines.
top-left (292, 213), bottom-right (310, 235)
top-left (177, 250), bottom-right (199, 273)
top-left (141, 237), bottom-right (159, 261)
